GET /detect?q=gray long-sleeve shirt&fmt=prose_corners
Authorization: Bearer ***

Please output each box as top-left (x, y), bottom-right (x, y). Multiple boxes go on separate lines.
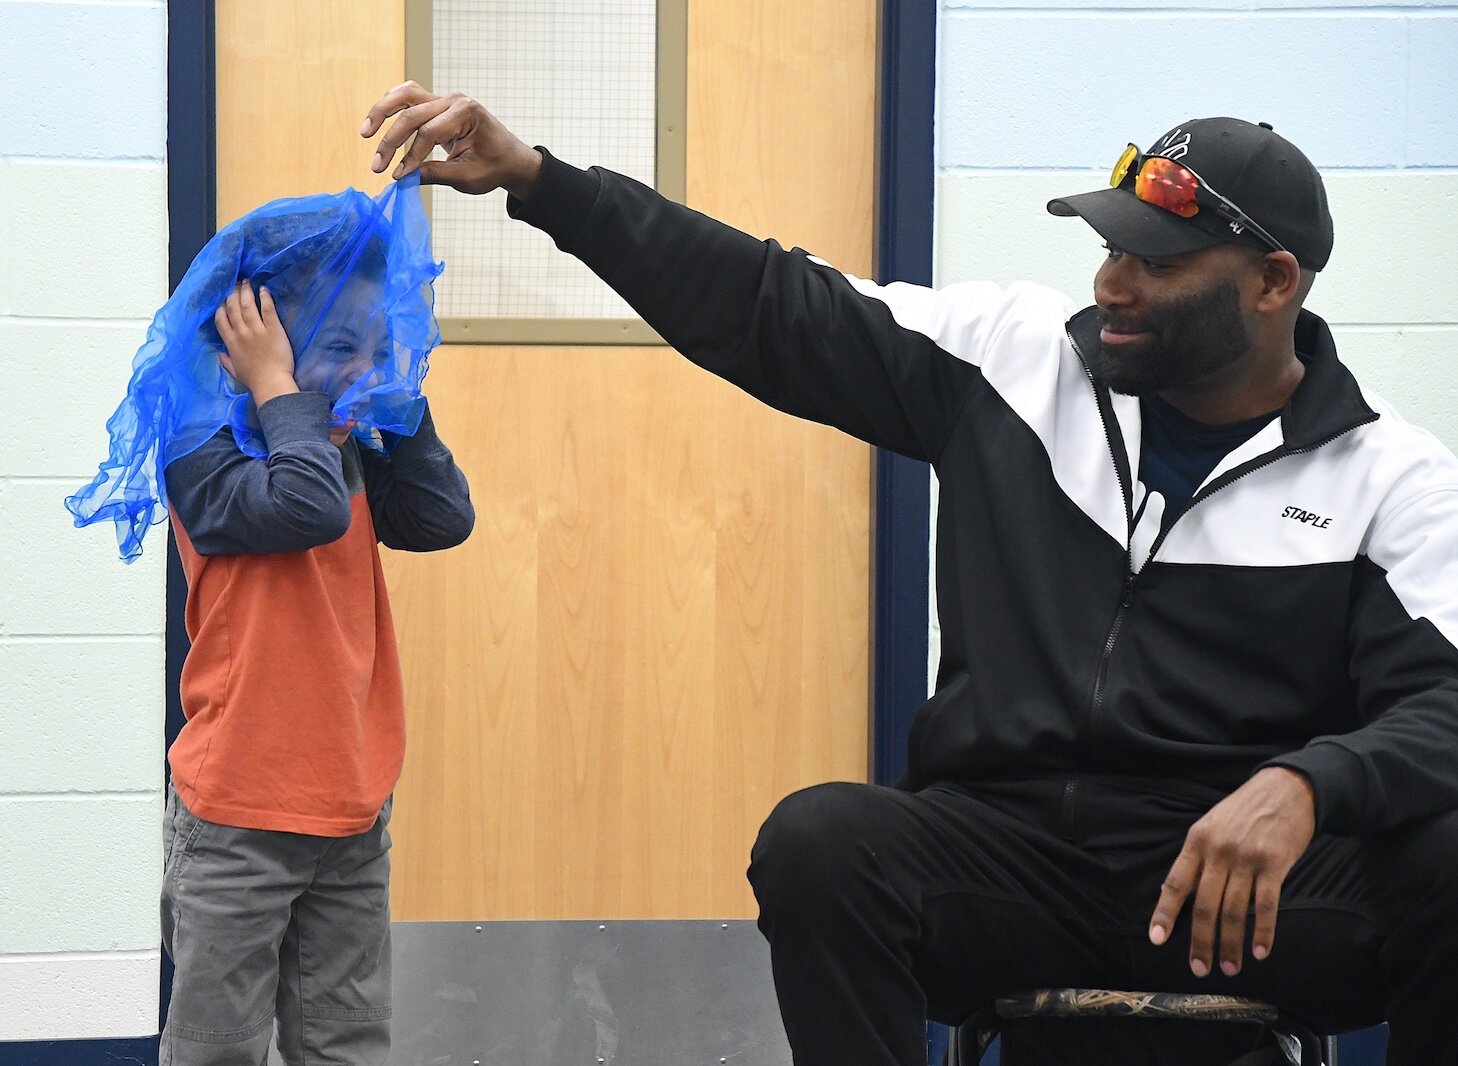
top-left (164, 391), bottom-right (474, 555)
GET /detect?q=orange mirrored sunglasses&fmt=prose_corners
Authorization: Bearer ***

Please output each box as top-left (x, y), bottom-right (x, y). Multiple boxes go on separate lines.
top-left (1110, 143), bottom-right (1286, 255)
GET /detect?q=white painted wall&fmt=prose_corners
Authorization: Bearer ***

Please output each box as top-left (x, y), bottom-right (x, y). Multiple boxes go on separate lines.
top-left (929, 1), bottom-right (1458, 683)
top-left (0, 0), bottom-right (169, 1041)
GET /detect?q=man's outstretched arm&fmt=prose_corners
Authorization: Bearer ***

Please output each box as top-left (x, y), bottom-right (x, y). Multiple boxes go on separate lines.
top-left (362, 85), bottom-right (1059, 466)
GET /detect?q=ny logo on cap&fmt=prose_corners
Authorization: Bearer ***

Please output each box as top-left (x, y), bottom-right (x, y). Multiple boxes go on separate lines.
top-left (1155, 129), bottom-right (1192, 161)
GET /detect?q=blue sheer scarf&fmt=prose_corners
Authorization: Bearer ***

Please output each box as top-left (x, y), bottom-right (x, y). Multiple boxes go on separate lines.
top-left (66, 174), bottom-right (442, 562)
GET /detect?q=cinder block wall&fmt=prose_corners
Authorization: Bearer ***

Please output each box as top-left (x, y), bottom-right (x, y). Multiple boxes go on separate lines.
top-left (0, 0), bottom-right (169, 1040)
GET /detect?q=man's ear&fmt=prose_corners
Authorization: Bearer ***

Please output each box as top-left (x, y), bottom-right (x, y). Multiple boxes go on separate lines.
top-left (1254, 250), bottom-right (1304, 314)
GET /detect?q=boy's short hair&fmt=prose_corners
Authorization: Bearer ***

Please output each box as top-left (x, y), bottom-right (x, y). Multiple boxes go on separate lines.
top-left (229, 208), bottom-right (388, 337)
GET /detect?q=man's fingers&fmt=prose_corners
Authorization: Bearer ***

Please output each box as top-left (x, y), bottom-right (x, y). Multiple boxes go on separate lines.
top-left (1218, 869), bottom-right (1254, 976)
top-left (413, 158), bottom-right (487, 190)
top-left (1187, 862), bottom-right (1227, 978)
top-left (1250, 875), bottom-right (1283, 961)
top-left (258, 286), bottom-right (279, 325)
top-left (413, 159), bottom-right (448, 188)
top-left (1149, 848), bottom-right (1200, 947)
top-left (361, 80), bottom-right (436, 139)
top-left (388, 99), bottom-right (463, 178)
top-left (373, 96), bottom-right (453, 173)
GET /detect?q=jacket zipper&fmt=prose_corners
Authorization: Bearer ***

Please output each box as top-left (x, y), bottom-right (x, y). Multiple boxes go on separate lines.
top-left (1071, 330), bottom-right (1134, 763)
top-left (1060, 774), bottom-right (1079, 842)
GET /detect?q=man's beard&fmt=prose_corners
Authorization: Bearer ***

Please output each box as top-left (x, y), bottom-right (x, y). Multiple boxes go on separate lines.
top-left (1099, 279), bottom-right (1252, 397)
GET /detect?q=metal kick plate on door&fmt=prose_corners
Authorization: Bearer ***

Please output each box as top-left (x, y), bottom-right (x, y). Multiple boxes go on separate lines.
top-left (272, 919), bottom-right (791, 1066)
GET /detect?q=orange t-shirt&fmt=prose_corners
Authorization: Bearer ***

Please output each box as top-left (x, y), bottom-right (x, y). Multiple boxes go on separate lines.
top-left (168, 493), bottom-right (405, 836)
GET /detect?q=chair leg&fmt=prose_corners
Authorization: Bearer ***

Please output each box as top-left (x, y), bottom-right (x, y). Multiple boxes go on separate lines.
top-left (949, 1010), bottom-right (999, 1066)
top-left (1273, 1014), bottom-right (1340, 1066)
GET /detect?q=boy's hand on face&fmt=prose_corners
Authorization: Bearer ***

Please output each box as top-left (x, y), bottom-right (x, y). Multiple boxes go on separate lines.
top-left (215, 281), bottom-right (300, 408)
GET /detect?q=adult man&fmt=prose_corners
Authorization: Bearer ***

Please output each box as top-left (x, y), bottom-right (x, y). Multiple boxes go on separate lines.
top-left (362, 88), bottom-right (1458, 1064)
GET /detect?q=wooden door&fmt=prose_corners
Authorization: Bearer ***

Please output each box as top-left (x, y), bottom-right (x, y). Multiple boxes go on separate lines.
top-left (216, 0), bottom-right (877, 921)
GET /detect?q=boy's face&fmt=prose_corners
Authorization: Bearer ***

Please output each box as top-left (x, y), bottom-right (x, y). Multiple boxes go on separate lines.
top-left (287, 277), bottom-right (391, 400)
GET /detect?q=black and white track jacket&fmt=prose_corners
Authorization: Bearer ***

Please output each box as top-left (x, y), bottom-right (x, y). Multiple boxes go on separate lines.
top-left (512, 151), bottom-right (1458, 836)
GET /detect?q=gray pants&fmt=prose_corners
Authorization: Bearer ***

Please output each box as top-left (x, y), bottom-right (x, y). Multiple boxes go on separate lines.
top-left (160, 786), bottom-right (393, 1066)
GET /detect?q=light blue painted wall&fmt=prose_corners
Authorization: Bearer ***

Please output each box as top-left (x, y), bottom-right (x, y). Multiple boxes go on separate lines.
top-left (939, 11), bottom-right (1458, 171)
top-left (0, 0), bottom-right (167, 1042)
top-left (0, 1), bottom-right (166, 161)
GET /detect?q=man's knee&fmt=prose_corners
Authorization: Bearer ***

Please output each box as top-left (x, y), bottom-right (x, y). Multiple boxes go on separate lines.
top-left (748, 781), bottom-right (891, 910)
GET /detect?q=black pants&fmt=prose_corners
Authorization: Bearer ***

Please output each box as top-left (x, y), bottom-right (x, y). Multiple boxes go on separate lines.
top-left (747, 777), bottom-right (1458, 1065)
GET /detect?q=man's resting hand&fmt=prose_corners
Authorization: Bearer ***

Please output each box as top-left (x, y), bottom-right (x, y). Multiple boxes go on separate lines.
top-left (1148, 766), bottom-right (1317, 978)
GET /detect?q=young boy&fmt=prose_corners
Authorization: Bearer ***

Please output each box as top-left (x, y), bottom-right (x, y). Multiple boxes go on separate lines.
top-left (158, 276), bottom-right (473, 1066)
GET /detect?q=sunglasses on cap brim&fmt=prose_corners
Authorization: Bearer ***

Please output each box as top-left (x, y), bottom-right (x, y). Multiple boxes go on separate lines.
top-left (1111, 144), bottom-right (1288, 256)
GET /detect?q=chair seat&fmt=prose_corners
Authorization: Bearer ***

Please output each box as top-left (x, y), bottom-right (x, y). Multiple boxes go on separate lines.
top-left (996, 988), bottom-right (1280, 1023)
top-left (952, 988), bottom-right (1334, 1065)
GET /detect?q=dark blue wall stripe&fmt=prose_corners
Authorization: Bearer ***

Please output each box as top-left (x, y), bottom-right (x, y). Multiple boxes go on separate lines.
top-left (160, 0), bottom-right (215, 1046)
top-left (165, 0), bottom-right (213, 762)
top-left (874, 6), bottom-right (939, 1060)
top-left (873, 0), bottom-right (936, 788)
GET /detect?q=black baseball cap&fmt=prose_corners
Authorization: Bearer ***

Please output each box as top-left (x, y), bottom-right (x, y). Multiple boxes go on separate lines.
top-left (1047, 117), bottom-right (1334, 270)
